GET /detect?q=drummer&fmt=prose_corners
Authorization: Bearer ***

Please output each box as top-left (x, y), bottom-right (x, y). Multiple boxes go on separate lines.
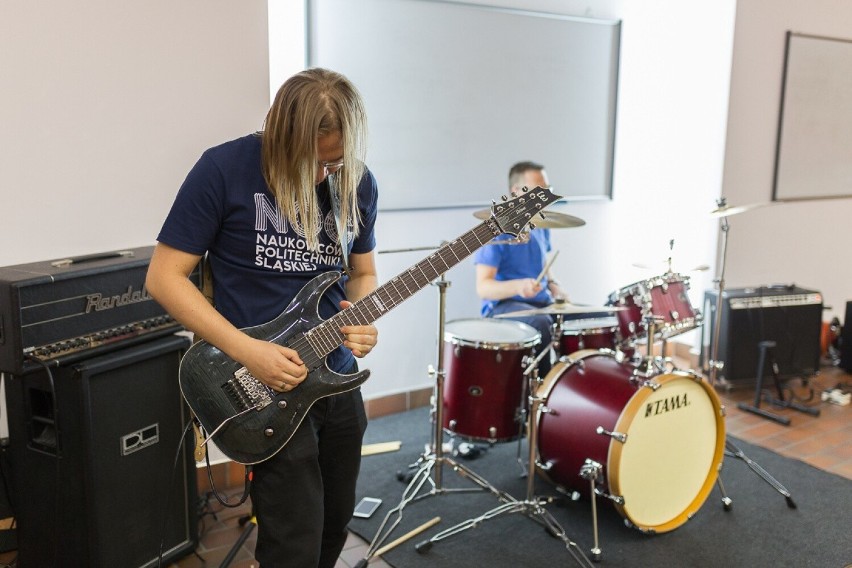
top-left (474, 161), bottom-right (568, 377)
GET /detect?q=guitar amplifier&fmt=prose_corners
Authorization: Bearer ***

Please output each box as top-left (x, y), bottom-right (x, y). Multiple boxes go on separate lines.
top-left (701, 285), bottom-right (823, 383)
top-left (0, 246), bottom-right (199, 375)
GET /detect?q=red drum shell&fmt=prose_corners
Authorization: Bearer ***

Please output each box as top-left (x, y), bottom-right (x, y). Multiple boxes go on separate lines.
top-left (608, 273), bottom-right (701, 344)
top-left (442, 319), bottom-right (540, 442)
top-left (559, 318), bottom-right (618, 356)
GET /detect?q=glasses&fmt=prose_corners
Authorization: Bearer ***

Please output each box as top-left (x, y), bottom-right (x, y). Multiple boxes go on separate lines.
top-left (318, 159), bottom-right (345, 176)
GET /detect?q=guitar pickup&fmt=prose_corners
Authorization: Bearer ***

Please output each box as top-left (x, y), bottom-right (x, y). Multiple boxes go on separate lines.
top-left (224, 367), bottom-right (273, 412)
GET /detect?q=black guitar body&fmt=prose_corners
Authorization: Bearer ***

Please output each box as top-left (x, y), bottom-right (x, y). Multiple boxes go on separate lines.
top-left (179, 271), bottom-right (370, 465)
top-left (177, 186), bottom-right (560, 465)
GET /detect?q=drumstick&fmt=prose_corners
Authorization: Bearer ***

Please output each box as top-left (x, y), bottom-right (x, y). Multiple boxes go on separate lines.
top-left (361, 441), bottom-right (402, 456)
top-left (373, 516), bottom-right (441, 558)
top-left (535, 250), bottom-right (559, 285)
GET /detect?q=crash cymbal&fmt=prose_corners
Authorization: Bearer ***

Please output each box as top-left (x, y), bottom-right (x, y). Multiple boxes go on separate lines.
top-left (494, 302), bottom-right (628, 318)
top-left (709, 201), bottom-right (768, 218)
top-left (473, 208), bottom-right (585, 229)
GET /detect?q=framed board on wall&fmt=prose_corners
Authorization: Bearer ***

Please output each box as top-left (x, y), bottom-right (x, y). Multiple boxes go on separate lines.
top-left (773, 31), bottom-right (852, 202)
top-left (307, 0), bottom-right (621, 210)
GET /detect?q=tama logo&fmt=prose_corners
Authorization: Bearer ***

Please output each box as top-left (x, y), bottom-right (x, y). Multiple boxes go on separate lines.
top-left (85, 285), bottom-right (153, 313)
top-left (645, 393), bottom-right (690, 417)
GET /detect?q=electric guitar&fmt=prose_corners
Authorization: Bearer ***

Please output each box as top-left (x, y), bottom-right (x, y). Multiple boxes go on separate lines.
top-left (180, 186), bottom-right (561, 464)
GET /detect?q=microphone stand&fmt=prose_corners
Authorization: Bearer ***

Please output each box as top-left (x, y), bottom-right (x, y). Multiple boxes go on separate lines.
top-left (707, 198), bottom-right (796, 510)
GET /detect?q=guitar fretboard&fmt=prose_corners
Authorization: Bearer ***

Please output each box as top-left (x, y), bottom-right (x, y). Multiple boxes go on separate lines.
top-left (305, 221), bottom-right (499, 357)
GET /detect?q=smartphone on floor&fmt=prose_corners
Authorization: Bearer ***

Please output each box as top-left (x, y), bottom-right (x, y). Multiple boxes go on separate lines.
top-left (353, 497), bottom-right (382, 518)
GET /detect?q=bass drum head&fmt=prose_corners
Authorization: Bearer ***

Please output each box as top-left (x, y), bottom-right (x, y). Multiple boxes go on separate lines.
top-left (608, 373), bottom-right (725, 532)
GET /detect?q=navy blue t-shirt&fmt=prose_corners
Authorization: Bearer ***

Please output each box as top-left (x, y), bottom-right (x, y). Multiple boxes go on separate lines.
top-left (157, 133), bottom-right (378, 373)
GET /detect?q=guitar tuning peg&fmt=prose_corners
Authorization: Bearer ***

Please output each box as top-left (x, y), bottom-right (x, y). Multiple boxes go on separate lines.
top-left (522, 186), bottom-right (529, 193)
top-left (529, 223), bottom-right (537, 230)
top-left (501, 195), bottom-right (509, 201)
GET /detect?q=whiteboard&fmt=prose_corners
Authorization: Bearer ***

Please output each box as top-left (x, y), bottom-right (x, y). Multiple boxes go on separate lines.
top-left (307, 0), bottom-right (620, 210)
top-left (774, 32), bottom-right (852, 201)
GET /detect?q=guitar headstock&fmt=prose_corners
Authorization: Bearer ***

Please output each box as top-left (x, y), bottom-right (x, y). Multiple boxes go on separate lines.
top-left (488, 186), bottom-right (562, 237)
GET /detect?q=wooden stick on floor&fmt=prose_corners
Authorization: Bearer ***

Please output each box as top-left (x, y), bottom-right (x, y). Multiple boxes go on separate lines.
top-left (373, 516), bottom-right (441, 558)
top-left (361, 441), bottom-right (402, 456)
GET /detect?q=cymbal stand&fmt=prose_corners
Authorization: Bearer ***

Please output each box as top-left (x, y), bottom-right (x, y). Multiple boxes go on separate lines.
top-left (414, 353), bottom-right (594, 568)
top-left (707, 198), bottom-right (796, 510)
top-left (354, 273), bottom-right (514, 568)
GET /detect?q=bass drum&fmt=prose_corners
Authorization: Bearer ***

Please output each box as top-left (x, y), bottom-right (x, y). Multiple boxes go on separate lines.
top-left (536, 350), bottom-right (725, 533)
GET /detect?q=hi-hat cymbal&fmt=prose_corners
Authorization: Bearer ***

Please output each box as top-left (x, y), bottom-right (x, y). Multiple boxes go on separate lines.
top-left (495, 302), bottom-right (628, 318)
top-left (473, 208), bottom-right (585, 229)
top-left (709, 202), bottom-right (768, 218)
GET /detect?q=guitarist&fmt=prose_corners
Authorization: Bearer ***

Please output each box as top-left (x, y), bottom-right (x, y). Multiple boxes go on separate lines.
top-left (146, 68), bottom-right (380, 568)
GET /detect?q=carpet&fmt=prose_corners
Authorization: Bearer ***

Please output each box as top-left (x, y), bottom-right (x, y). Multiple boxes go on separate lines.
top-left (349, 407), bottom-right (851, 568)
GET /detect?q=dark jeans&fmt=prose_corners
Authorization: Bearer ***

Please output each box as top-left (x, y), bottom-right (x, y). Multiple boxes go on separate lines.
top-left (490, 300), bottom-right (555, 378)
top-left (251, 377), bottom-right (367, 568)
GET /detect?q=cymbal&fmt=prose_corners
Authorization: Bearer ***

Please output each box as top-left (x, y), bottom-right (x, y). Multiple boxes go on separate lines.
top-left (709, 201), bottom-right (767, 218)
top-left (631, 262), bottom-right (710, 272)
top-left (473, 208), bottom-right (585, 229)
top-left (494, 302), bottom-right (628, 318)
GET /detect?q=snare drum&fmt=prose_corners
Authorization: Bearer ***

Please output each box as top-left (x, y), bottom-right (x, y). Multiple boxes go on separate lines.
top-left (442, 318), bottom-right (540, 442)
top-left (608, 272), bottom-right (701, 344)
top-left (536, 350), bottom-right (725, 533)
top-left (559, 317), bottom-right (619, 355)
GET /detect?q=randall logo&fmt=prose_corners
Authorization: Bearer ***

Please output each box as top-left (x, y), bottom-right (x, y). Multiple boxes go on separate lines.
top-left (85, 285), bottom-right (153, 313)
top-left (645, 392), bottom-right (690, 417)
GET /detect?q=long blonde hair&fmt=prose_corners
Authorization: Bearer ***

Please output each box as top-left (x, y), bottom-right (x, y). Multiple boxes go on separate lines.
top-left (262, 68), bottom-right (368, 250)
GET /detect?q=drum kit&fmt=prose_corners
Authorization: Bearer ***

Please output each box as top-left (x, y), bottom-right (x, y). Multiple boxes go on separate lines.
top-left (357, 198), bottom-right (794, 567)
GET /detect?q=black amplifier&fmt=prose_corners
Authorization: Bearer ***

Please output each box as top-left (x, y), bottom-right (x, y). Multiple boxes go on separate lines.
top-left (700, 285), bottom-right (823, 383)
top-left (0, 246), bottom-right (199, 375)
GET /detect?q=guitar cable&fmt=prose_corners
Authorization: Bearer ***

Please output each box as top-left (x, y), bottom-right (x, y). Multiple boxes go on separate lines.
top-left (157, 416), bottom-right (196, 567)
top-left (202, 425), bottom-right (253, 508)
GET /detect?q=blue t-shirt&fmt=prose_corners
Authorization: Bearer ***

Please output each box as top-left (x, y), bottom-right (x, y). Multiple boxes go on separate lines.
top-left (473, 229), bottom-right (553, 316)
top-left (157, 133), bottom-right (378, 372)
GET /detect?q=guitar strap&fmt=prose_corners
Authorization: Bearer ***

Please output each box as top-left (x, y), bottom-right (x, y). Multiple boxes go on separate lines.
top-left (328, 173), bottom-right (351, 276)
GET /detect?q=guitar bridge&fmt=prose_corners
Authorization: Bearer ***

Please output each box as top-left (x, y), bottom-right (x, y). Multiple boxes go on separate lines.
top-left (224, 367), bottom-right (274, 412)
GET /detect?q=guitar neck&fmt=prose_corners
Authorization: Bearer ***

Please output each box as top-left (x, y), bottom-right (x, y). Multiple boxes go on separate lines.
top-left (307, 221), bottom-right (499, 357)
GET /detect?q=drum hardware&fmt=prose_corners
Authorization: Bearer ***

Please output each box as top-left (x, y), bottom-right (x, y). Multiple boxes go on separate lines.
top-left (595, 426), bottom-right (627, 443)
top-left (357, 273), bottom-right (515, 567)
top-left (579, 460), bottom-right (603, 562)
top-left (704, 197), bottom-right (798, 511)
top-left (414, 360), bottom-right (596, 568)
top-left (514, 344), bottom-right (557, 478)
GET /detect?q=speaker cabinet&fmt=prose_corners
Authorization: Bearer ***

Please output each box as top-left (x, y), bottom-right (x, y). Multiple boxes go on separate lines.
top-left (4, 334), bottom-right (197, 567)
top-left (701, 286), bottom-right (823, 383)
top-left (841, 301), bottom-right (852, 372)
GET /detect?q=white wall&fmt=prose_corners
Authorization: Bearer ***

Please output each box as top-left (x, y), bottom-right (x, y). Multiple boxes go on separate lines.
top-left (722, 0), bottom-right (852, 320)
top-left (348, 0), bottom-right (737, 399)
top-left (0, 1), bottom-right (270, 437)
